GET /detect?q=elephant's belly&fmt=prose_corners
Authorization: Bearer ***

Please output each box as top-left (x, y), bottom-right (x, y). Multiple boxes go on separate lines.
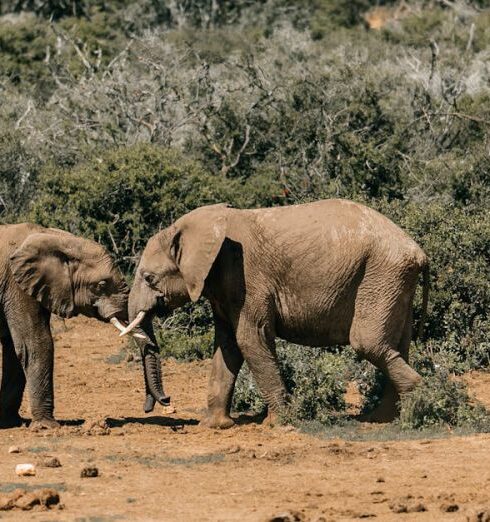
top-left (275, 306), bottom-right (353, 347)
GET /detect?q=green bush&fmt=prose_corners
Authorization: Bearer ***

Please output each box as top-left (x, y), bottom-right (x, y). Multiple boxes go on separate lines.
top-left (156, 301), bottom-right (215, 361)
top-left (30, 144), bottom-right (233, 272)
top-left (30, 142), bottom-right (282, 273)
top-left (0, 130), bottom-right (40, 222)
top-left (233, 343), bottom-right (348, 424)
top-left (374, 200), bottom-right (490, 372)
top-left (398, 370), bottom-right (490, 431)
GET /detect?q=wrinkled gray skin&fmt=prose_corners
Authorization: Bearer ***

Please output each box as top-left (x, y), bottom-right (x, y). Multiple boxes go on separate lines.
top-left (0, 224), bottom-right (128, 429)
top-left (129, 199), bottom-right (429, 428)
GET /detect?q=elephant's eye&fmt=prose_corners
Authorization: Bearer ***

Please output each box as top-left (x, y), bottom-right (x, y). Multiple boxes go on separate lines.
top-left (95, 280), bottom-right (108, 293)
top-left (142, 271), bottom-right (158, 288)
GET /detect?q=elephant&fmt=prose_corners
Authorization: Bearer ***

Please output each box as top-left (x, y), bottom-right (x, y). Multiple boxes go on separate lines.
top-left (121, 199), bottom-right (429, 428)
top-left (0, 223), bottom-right (131, 429)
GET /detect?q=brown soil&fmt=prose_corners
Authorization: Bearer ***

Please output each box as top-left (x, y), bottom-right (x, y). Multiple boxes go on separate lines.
top-left (1, 316), bottom-right (489, 521)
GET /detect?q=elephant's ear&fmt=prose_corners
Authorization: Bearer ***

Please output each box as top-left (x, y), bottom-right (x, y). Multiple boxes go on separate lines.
top-left (9, 232), bottom-right (77, 317)
top-left (170, 204), bottom-right (230, 302)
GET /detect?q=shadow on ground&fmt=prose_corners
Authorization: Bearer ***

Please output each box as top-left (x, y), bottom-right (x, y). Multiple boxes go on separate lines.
top-left (106, 416), bottom-right (199, 428)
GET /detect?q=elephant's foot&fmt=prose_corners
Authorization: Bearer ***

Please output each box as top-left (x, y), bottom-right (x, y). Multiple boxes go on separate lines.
top-left (200, 412), bottom-right (235, 429)
top-left (360, 392), bottom-right (398, 424)
top-left (0, 414), bottom-right (24, 429)
top-left (30, 417), bottom-right (61, 430)
top-left (360, 406), bottom-right (397, 424)
top-left (263, 409), bottom-right (279, 427)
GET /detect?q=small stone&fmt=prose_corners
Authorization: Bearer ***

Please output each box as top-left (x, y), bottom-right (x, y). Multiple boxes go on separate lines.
top-left (126, 352), bottom-right (134, 362)
top-left (15, 463), bottom-right (36, 476)
top-left (8, 446), bottom-right (21, 454)
top-left (225, 445), bottom-right (241, 454)
top-left (41, 457), bottom-right (61, 468)
top-left (389, 498), bottom-right (427, 514)
top-left (38, 489), bottom-right (60, 508)
top-left (440, 502), bottom-right (459, 513)
top-left (376, 477), bottom-right (385, 483)
top-left (80, 466), bottom-right (99, 478)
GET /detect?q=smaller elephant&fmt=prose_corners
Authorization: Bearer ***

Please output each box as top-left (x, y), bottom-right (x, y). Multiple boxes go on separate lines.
top-left (0, 223), bottom-right (129, 429)
top-left (122, 199), bottom-right (429, 427)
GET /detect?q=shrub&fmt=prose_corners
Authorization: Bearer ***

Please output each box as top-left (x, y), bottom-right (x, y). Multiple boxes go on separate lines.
top-left (156, 301), bottom-right (215, 361)
top-left (30, 144), bottom-right (237, 272)
top-left (233, 343), bottom-right (348, 424)
top-left (373, 200), bottom-right (490, 371)
top-left (398, 370), bottom-right (490, 431)
top-left (0, 130), bottom-right (40, 222)
top-left (30, 142), bottom-right (283, 273)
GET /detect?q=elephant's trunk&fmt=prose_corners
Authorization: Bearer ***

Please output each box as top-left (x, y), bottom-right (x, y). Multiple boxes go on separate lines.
top-left (142, 341), bottom-right (170, 413)
top-left (128, 279), bottom-right (169, 412)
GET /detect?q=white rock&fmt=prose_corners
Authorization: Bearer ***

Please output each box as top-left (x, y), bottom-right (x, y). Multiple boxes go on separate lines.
top-left (8, 446), bottom-right (21, 454)
top-left (15, 463), bottom-right (36, 476)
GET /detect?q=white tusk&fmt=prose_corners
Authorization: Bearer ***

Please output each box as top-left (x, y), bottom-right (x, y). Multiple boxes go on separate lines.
top-left (119, 311), bottom-right (146, 337)
top-left (110, 317), bottom-right (126, 333)
top-left (111, 317), bottom-right (148, 340)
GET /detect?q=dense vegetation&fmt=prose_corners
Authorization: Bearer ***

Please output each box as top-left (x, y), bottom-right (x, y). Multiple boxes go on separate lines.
top-left (1, 0), bottom-right (488, 431)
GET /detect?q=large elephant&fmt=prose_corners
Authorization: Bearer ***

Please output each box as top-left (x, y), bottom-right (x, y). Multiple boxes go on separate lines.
top-left (0, 223), bottom-right (130, 429)
top-left (122, 199), bottom-right (429, 427)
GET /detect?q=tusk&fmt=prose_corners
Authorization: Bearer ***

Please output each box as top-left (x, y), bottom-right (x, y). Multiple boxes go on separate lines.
top-left (111, 317), bottom-right (148, 340)
top-left (110, 317), bottom-right (126, 332)
top-left (119, 311), bottom-right (146, 337)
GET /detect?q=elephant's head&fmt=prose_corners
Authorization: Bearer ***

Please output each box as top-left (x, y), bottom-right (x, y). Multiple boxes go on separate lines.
top-left (122, 204), bottom-right (229, 409)
top-left (9, 228), bottom-right (129, 326)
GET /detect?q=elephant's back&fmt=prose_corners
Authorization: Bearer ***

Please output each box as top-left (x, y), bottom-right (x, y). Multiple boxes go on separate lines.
top-left (0, 223), bottom-right (46, 256)
top-left (242, 199), bottom-right (422, 259)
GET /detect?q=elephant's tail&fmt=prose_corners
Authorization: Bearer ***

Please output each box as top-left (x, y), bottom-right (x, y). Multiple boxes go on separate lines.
top-left (416, 259), bottom-right (430, 342)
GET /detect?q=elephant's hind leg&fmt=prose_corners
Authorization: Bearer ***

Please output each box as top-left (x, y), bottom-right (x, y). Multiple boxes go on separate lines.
top-left (360, 313), bottom-right (415, 423)
top-left (0, 334), bottom-right (26, 428)
top-left (351, 281), bottom-right (421, 423)
top-left (200, 315), bottom-right (244, 429)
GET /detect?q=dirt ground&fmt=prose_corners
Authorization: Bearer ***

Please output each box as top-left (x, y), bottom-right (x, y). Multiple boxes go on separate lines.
top-left (0, 317), bottom-right (489, 521)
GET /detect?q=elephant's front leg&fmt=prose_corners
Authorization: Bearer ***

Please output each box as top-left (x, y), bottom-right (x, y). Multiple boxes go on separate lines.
top-left (0, 334), bottom-right (26, 428)
top-left (236, 319), bottom-right (287, 420)
top-left (7, 308), bottom-right (59, 429)
top-left (200, 317), bottom-right (243, 429)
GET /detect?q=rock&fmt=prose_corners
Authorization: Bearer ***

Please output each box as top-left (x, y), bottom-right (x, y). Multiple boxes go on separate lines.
top-left (15, 463), bottom-right (36, 476)
top-left (389, 498), bottom-right (427, 514)
top-left (225, 445), bottom-right (241, 454)
top-left (80, 418), bottom-right (111, 436)
top-left (126, 352), bottom-right (134, 362)
top-left (440, 502), bottom-right (459, 513)
top-left (41, 457), bottom-right (61, 468)
top-left (8, 446), bottom-right (21, 454)
top-left (80, 466), bottom-right (99, 478)
top-left (14, 492), bottom-right (40, 511)
top-left (37, 489), bottom-right (60, 508)
top-left (0, 489), bottom-right (24, 510)
top-left (0, 488), bottom-right (60, 511)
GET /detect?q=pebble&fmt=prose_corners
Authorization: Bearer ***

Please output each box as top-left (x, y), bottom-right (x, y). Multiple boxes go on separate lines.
top-left (41, 457), bottom-right (61, 468)
top-left (80, 466), bottom-right (99, 478)
top-left (15, 464), bottom-right (36, 477)
top-left (8, 446), bottom-right (21, 454)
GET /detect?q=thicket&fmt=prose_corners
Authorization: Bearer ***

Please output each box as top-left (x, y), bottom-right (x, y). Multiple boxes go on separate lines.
top-left (1, 0), bottom-right (488, 430)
